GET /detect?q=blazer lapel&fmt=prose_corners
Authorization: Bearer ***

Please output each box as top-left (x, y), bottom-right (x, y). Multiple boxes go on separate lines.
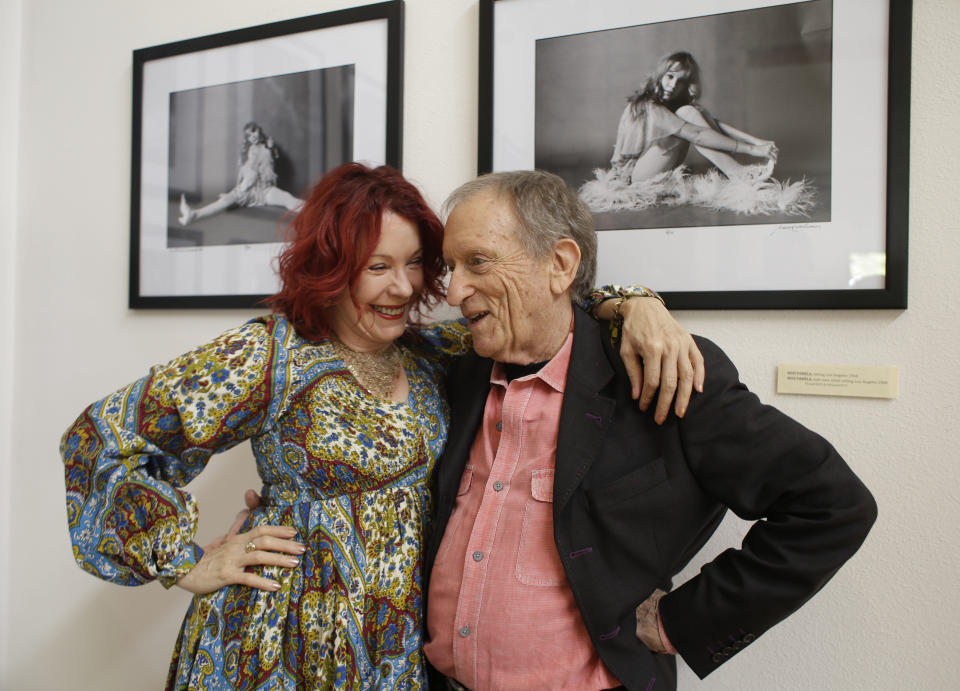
top-left (555, 309), bottom-right (616, 513)
top-left (438, 353), bottom-right (494, 497)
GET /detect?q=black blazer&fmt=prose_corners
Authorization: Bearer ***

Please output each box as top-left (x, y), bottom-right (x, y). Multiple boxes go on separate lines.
top-left (424, 308), bottom-right (876, 690)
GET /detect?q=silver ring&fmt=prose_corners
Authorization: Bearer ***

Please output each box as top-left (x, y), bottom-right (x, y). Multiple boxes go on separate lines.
top-left (244, 540), bottom-right (257, 553)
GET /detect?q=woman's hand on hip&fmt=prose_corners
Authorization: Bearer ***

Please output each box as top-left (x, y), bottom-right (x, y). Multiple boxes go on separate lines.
top-left (176, 525), bottom-right (305, 594)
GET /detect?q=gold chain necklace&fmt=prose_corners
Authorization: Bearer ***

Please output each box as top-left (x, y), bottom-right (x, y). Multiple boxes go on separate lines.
top-left (330, 338), bottom-right (402, 399)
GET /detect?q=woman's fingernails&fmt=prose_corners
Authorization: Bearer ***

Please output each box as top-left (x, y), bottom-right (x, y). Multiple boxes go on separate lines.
top-left (285, 557), bottom-right (300, 567)
top-left (268, 581), bottom-right (281, 591)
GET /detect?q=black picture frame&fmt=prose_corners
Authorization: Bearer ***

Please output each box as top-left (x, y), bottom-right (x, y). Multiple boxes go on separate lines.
top-left (479, 0), bottom-right (910, 309)
top-left (130, 1), bottom-right (404, 309)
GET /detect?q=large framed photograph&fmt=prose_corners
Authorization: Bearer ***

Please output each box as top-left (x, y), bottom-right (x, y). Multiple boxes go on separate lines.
top-left (479, 0), bottom-right (910, 309)
top-left (130, 1), bottom-right (404, 308)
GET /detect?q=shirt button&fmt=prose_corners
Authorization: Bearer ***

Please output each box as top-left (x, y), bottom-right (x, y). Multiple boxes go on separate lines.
top-left (459, 626), bottom-right (470, 637)
top-left (493, 481), bottom-right (504, 491)
top-left (472, 551), bottom-right (483, 562)
top-left (495, 421), bottom-right (503, 431)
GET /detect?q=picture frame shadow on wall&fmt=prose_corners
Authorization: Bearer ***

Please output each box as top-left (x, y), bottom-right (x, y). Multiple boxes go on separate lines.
top-left (130, 0), bottom-right (404, 309)
top-left (479, 0), bottom-right (911, 309)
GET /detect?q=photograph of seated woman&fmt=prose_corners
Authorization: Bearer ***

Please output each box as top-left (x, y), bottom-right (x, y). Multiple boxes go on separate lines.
top-left (580, 51), bottom-right (814, 218)
top-left (177, 120), bottom-right (303, 237)
top-left (62, 163), bottom-right (700, 689)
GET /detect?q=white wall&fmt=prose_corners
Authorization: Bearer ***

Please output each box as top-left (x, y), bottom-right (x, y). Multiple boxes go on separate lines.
top-left (1, 0), bottom-right (22, 680)
top-left (5, 0), bottom-right (959, 689)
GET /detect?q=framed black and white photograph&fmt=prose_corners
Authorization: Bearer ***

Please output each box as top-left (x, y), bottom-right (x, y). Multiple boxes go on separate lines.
top-left (131, 1), bottom-right (404, 308)
top-left (479, 0), bottom-right (910, 309)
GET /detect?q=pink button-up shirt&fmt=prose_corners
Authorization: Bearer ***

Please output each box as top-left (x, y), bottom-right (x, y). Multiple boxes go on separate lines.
top-left (425, 332), bottom-right (621, 690)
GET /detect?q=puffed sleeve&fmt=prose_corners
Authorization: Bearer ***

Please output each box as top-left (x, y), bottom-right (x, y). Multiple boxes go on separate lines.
top-left (582, 284), bottom-right (664, 314)
top-left (404, 318), bottom-right (474, 361)
top-left (62, 318), bottom-right (279, 588)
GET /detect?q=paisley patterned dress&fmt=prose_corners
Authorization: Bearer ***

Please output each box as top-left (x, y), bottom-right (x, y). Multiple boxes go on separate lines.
top-left (62, 315), bottom-right (472, 690)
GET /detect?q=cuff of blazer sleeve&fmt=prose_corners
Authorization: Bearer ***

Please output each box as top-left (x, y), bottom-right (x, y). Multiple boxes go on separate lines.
top-left (658, 587), bottom-right (761, 680)
top-left (657, 608), bottom-right (678, 655)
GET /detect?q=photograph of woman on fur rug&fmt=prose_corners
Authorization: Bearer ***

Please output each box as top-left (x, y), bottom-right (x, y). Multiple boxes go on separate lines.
top-left (532, 0), bottom-right (832, 231)
top-left (579, 51), bottom-right (815, 218)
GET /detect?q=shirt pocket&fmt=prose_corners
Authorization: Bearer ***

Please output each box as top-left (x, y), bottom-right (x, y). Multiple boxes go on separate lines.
top-left (516, 469), bottom-right (567, 587)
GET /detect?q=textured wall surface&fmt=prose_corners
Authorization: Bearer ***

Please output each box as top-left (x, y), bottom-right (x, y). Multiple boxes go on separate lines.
top-left (3, 1), bottom-right (958, 689)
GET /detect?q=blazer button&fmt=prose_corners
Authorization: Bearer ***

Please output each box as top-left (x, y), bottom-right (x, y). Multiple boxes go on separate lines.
top-left (712, 653), bottom-right (724, 664)
top-left (722, 646), bottom-right (735, 656)
top-left (743, 633), bottom-right (756, 643)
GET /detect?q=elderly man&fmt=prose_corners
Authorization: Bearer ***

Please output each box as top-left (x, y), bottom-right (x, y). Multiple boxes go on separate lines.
top-left (423, 170), bottom-right (876, 690)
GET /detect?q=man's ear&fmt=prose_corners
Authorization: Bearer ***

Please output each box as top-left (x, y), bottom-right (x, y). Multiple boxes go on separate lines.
top-left (548, 238), bottom-right (581, 295)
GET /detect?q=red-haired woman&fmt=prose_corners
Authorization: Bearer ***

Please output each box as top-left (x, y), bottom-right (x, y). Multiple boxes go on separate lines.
top-left (61, 163), bottom-right (696, 690)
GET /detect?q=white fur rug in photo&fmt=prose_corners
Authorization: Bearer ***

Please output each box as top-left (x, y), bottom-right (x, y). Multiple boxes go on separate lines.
top-left (579, 166), bottom-right (816, 217)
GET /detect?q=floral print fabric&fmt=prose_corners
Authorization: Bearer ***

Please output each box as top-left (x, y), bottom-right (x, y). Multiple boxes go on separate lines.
top-left (62, 315), bottom-right (472, 690)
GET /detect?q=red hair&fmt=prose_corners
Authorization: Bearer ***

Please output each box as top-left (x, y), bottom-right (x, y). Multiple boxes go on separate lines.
top-left (266, 162), bottom-right (446, 342)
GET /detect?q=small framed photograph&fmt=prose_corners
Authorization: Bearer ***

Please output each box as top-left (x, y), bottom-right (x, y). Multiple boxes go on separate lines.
top-left (479, 0), bottom-right (910, 309)
top-left (130, 1), bottom-right (404, 308)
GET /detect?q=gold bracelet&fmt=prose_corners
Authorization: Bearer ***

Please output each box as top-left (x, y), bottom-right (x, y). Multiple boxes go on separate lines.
top-left (608, 296), bottom-right (627, 343)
